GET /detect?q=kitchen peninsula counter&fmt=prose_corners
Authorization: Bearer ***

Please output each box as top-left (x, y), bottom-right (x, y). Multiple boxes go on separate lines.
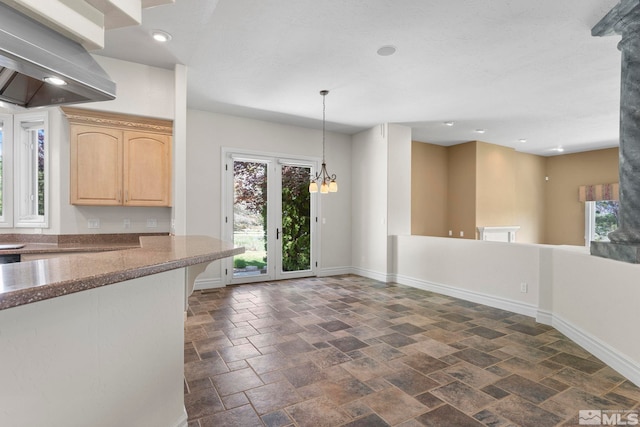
top-left (0, 235), bottom-right (243, 427)
top-left (0, 235), bottom-right (242, 310)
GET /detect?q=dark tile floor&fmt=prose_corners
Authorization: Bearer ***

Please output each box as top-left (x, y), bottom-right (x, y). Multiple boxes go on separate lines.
top-left (184, 275), bottom-right (640, 426)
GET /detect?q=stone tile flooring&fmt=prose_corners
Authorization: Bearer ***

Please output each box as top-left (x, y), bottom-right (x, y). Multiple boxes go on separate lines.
top-left (184, 275), bottom-right (640, 426)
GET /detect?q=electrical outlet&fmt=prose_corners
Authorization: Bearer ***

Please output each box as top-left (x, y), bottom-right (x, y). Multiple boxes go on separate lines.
top-left (146, 218), bottom-right (158, 228)
top-left (520, 282), bottom-right (528, 293)
top-left (448, 230), bottom-right (452, 236)
top-left (459, 231), bottom-right (464, 237)
top-left (123, 218), bottom-right (131, 229)
top-left (88, 219), bottom-right (100, 229)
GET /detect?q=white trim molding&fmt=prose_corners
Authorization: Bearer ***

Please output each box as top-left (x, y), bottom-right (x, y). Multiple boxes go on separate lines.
top-left (543, 311), bottom-right (640, 388)
top-left (317, 266), bottom-right (352, 277)
top-left (350, 266), bottom-right (393, 283)
top-left (173, 410), bottom-right (188, 427)
top-left (394, 274), bottom-right (538, 318)
top-left (194, 277), bottom-right (224, 290)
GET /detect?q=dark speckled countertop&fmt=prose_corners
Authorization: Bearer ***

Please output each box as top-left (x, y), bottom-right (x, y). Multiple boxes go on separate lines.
top-left (0, 235), bottom-right (243, 311)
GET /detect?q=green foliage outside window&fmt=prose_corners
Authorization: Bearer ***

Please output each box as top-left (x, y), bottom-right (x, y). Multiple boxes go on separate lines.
top-left (594, 200), bottom-right (619, 241)
top-left (233, 162), bottom-right (311, 273)
top-left (38, 129), bottom-right (45, 216)
top-left (281, 165), bottom-right (311, 272)
top-left (0, 157), bottom-right (3, 215)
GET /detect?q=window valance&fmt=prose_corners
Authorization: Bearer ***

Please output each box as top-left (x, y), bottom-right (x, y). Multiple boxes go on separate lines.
top-left (578, 183), bottom-right (619, 202)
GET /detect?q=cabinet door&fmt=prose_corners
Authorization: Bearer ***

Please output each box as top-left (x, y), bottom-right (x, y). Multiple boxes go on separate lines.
top-left (123, 131), bottom-right (172, 206)
top-left (70, 125), bottom-right (123, 205)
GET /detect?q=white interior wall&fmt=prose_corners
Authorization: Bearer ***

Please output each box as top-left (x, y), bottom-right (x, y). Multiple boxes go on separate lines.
top-left (351, 125), bottom-right (389, 281)
top-left (550, 249), bottom-right (640, 384)
top-left (387, 124), bottom-right (412, 274)
top-left (83, 55), bottom-right (175, 119)
top-left (387, 124), bottom-right (412, 236)
top-left (186, 109), bottom-right (352, 286)
top-left (0, 269), bottom-right (187, 427)
top-left (394, 235), bottom-right (640, 387)
top-left (172, 63), bottom-right (188, 236)
top-left (395, 235), bottom-right (540, 315)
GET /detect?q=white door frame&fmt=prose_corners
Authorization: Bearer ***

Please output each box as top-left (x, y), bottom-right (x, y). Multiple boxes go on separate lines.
top-left (221, 147), bottom-right (320, 285)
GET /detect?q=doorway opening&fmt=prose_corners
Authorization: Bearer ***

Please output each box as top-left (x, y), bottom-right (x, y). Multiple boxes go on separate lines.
top-left (222, 150), bottom-right (318, 284)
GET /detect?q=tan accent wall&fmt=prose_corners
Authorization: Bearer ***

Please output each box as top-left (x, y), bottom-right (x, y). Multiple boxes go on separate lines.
top-left (411, 141), bottom-right (618, 245)
top-left (475, 142), bottom-right (517, 235)
top-left (514, 152), bottom-right (547, 243)
top-left (447, 141), bottom-right (476, 239)
top-left (411, 142), bottom-right (448, 236)
top-left (544, 148), bottom-right (619, 245)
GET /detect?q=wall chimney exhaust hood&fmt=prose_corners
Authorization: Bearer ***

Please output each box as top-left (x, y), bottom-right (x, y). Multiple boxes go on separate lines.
top-left (0, 2), bottom-right (116, 108)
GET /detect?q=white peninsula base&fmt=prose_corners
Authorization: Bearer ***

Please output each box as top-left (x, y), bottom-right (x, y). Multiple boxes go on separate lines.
top-left (0, 269), bottom-right (188, 427)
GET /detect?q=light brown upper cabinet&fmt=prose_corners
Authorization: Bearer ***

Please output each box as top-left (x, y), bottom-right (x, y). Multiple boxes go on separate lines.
top-left (63, 108), bottom-right (172, 207)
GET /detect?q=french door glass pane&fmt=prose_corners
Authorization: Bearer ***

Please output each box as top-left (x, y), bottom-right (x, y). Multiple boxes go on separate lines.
top-left (281, 165), bottom-right (311, 272)
top-left (233, 160), bottom-right (268, 278)
top-left (0, 120), bottom-right (3, 217)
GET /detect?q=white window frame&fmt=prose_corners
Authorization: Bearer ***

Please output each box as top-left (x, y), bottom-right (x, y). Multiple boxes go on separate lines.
top-left (14, 111), bottom-right (49, 228)
top-left (0, 113), bottom-right (13, 228)
top-left (585, 201), bottom-right (595, 247)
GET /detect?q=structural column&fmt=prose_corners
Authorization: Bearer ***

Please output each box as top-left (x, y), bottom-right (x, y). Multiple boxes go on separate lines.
top-left (591, 1), bottom-right (640, 262)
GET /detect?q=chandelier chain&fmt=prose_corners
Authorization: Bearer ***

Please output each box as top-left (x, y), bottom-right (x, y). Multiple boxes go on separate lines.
top-left (322, 91), bottom-right (326, 162)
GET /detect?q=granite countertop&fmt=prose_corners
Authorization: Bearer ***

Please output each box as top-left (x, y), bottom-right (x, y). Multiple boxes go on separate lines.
top-left (0, 235), bottom-right (243, 311)
top-left (0, 233), bottom-right (161, 255)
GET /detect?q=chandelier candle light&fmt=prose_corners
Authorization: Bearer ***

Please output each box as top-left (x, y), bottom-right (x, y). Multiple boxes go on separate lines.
top-left (309, 90), bottom-right (338, 194)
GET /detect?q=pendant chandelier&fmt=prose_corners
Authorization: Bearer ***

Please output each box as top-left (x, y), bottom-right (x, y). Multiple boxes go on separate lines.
top-left (309, 90), bottom-right (338, 194)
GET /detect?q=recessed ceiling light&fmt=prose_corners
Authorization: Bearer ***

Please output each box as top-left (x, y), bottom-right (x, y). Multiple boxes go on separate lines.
top-left (377, 45), bottom-right (397, 56)
top-left (443, 121), bottom-right (454, 127)
top-left (474, 129), bottom-right (486, 134)
top-left (43, 76), bottom-right (67, 86)
top-left (551, 146), bottom-right (565, 153)
top-left (518, 138), bottom-right (527, 143)
top-left (151, 30), bottom-right (172, 43)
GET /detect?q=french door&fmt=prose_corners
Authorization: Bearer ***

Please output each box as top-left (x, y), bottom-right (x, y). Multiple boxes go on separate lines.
top-left (222, 150), bottom-right (317, 284)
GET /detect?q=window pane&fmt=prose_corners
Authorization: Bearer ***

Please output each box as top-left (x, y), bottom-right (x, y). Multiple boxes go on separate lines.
top-left (37, 129), bottom-right (45, 216)
top-left (233, 160), bottom-right (268, 278)
top-left (0, 120), bottom-right (3, 218)
top-left (593, 200), bottom-right (619, 241)
top-left (281, 165), bottom-right (311, 272)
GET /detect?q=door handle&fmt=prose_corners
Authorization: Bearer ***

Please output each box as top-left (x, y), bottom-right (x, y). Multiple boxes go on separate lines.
top-left (276, 228), bottom-right (280, 240)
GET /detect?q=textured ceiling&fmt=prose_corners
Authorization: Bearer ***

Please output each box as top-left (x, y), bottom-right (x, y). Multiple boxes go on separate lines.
top-left (97, 0), bottom-right (622, 156)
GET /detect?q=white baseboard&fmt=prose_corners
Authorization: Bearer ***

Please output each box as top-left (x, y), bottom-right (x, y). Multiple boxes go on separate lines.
top-left (317, 266), bottom-right (352, 277)
top-left (173, 409), bottom-right (188, 427)
top-left (194, 277), bottom-right (224, 290)
top-left (536, 309), bottom-right (554, 326)
top-left (350, 266), bottom-right (393, 283)
top-left (544, 312), bottom-right (640, 388)
top-left (394, 273), bottom-right (538, 318)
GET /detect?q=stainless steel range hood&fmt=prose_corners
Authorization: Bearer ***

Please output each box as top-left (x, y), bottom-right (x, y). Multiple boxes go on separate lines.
top-left (0, 2), bottom-right (116, 108)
